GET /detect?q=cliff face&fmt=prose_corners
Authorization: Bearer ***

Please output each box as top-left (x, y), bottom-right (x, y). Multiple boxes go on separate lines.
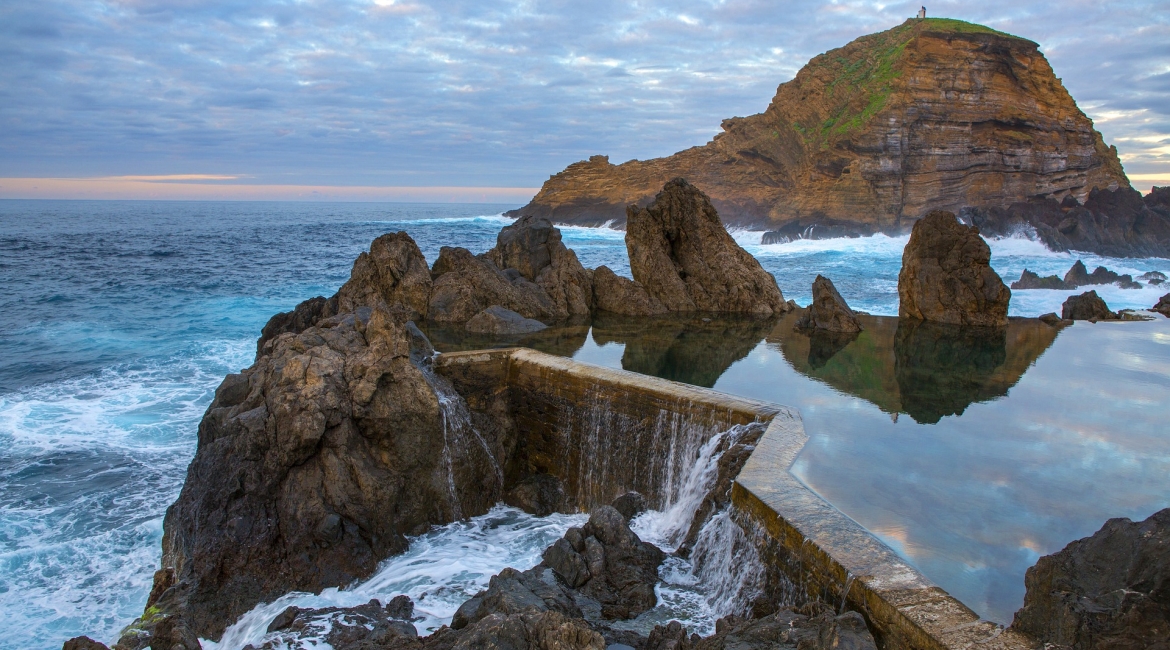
top-left (511, 18), bottom-right (1129, 234)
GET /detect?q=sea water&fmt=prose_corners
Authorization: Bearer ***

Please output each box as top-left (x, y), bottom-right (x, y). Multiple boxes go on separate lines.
top-left (1, 200), bottom-right (1168, 648)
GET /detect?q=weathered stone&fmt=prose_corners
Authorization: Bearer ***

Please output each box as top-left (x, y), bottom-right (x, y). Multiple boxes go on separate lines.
top-left (1155, 293), bottom-right (1170, 317)
top-left (451, 567), bottom-right (581, 630)
top-left (446, 610), bottom-right (606, 650)
top-left (794, 275), bottom-right (861, 333)
top-left (504, 474), bottom-right (566, 517)
top-left (466, 306), bottom-right (549, 335)
top-left (898, 210), bottom-right (1010, 327)
top-left (256, 295), bottom-right (338, 357)
top-left (337, 232), bottom-right (433, 320)
top-left (1011, 269), bottom-right (1070, 290)
top-left (62, 638), bottom-right (110, 650)
top-left (1039, 312), bottom-right (1063, 326)
top-left (486, 215), bottom-right (594, 318)
top-left (626, 178), bottom-right (788, 316)
top-left (592, 266), bottom-right (668, 316)
top-left (1140, 271), bottom-right (1167, 282)
top-left (427, 247), bottom-right (559, 323)
top-left (1064, 260), bottom-right (1092, 287)
top-left (611, 491), bottom-right (648, 520)
top-left (1011, 508), bottom-right (1170, 650)
top-left (257, 599), bottom-right (420, 650)
top-left (1062, 290), bottom-right (1117, 321)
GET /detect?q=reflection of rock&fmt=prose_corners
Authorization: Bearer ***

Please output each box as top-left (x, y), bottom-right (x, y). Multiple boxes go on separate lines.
top-left (806, 329), bottom-right (860, 369)
top-left (1011, 508), bottom-right (1170, 650)
top-left (1011, 269), bottom-right (1070, 290)
top-left (591, 312), bottom-right (775, 388)
top-left (466, 306), bottom-right (549, 335)
top-left (1155, 293), bottom-right (1170, 317)
top-left (894, 319), bottom-right (1008, 424)
top-left (1062, 290), bottom-right (1118, 321)
top-left (898, 211), bottom-right (1011, 327)
top-left (794, 275), bottom-right (861, 333)
top-left (485, 215), bottom-right (595, 318)
top-left (626, 179), bottom-right (788, 316)
top-left (592, 265), bottom-right (668, 316)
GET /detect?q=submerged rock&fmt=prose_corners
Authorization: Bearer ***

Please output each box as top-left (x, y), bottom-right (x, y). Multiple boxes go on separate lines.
top-left (486, 215), bottom-right (595, 318)
top-left (1011, 508), bottom-right (1170, 649)
top-left (592, 265), bottom-right (668, 316)
top-left (794, 275), bottom-right (861, 333)
top-left (1062, 291), bottom-right (1118, 321)
top-left (466, 306), bottom-right (549, 335)
top-left (897, 210), bottom-right (1010, 327)
top-left (62, 638), bottom-right (110, 650)
top-left (1155, 293), bottom-right (1170, 317)
top-left (626, 178), bottom-right (788, 316)
top-left (1011, 269), bottom-right (1070, 290)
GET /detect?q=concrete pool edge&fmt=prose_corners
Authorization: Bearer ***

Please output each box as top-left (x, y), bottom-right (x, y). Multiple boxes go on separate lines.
top-left (434, 347), bottom-right (1038, 650)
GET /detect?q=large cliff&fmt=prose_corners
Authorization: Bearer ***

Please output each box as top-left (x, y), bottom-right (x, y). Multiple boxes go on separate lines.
top-left (510, 18), bottom-right (1130, 236)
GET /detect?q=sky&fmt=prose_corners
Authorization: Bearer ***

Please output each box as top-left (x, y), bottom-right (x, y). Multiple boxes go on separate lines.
top-left (1, 0), bottom-right (1168, 201)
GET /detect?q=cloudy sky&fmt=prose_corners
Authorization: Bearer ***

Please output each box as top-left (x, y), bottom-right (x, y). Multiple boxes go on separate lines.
top-left (1, 0), bottom-right (1168, 200)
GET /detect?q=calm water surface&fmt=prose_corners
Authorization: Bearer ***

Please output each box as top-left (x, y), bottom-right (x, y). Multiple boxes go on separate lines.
top-left (1, 200), bottom-right (1168, 646)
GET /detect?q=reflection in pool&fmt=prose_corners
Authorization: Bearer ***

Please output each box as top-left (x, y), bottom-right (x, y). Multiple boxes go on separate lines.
top-left (429, 311), bottom-right (1170, 625)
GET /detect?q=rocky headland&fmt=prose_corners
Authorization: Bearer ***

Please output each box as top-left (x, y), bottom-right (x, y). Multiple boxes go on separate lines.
top-left (504, 19), bottom-right (1170, 258)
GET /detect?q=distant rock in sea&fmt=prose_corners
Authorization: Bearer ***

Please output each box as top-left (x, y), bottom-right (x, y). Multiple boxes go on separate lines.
top-left (1062, 290), bottom-right (1118, 321)
top-left (1011, 269), bottom-right (1070, 290)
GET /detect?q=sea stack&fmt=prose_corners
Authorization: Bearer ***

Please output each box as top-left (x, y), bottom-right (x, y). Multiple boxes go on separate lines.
top-left (625, 178), bottom-right (788, 316)
top-left (898, 210), bottom-right (1011, 327)
top-left (795, 275), bottom-right (862, 333)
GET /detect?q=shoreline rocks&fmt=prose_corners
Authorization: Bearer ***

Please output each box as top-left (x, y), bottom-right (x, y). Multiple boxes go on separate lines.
top-left (1062, 291), bottom-right (1118, 321)
top-left (1155, 293), bottom-right (1170, 317)
top-left (794, 275), bottom-right (862, 333)
top-left (897, 210), bottom-right (1011, 327)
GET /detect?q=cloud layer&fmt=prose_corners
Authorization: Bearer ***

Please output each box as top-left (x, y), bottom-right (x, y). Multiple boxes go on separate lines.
top-left (1, 0), bottom-right (1168, 194)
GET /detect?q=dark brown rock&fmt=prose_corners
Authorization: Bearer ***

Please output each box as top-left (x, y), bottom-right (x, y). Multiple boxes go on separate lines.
top-left (258, 599), bottom-right (420, 650)
top-left (1155, 293), bottom-right (1170, 317)
top-left (1011, 269), bottom-right (1070, 290)
top-left (1039, 312), bottom-right (1063, 326)
top-left (897, 210), bottom-right (1010, 327)
top-left (626, 179), bottom-right (788, 316)
top-left (62, 638), bottom-right (110, 650)
top-left (337, 232), bottom-right (434, 320)
top-left (1062, 291), bottom-right (1118, 321)
top-left (427, 247), bottom-right (559, 323)
top-left (611, 491), bottom-right (648, 520)
top-left (592, 266), bottom-right (668, 316)
top-left (486, 215), bottom-right (594, 318)
top-left (1011, 508), bottom-right (1170, 650)
top-left (256, 295), bottom-right (338, 357)
top-left (451, 566), bottom-right (582, 630)
top-left (503, 474), bottom-right (566, 516)
top-left (466, 306), bottom-right (548, 335)
top-left (443, 610), bottom-right (605, 650)
top-left (794, 275), bottom-right (861, 333)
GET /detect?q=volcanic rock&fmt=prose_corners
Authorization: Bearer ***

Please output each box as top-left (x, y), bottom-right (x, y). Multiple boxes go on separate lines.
top-left (1011, 508), bottom-right (1170, 649)
top-left (1062, 260), bottom-right (1142, 289)
top-left (509, 19), bottom-right (1139, 254)
top-left (336, 232), bottom-right (434, 320)
top-left (1039, 312), bottom-right (1063, 326)
top-left (610, 491), bottom-right (648, 520)
top-left (450, 566), bottom-right (582, 630)
top-left (256, 295), bottom-right (339, 357)
top-left (625, 179), bottom-right (788, 316)
top-left (591, 265), bottom-right (668, 316)
top-left (62, 638), bottom-right (110, 650)
top-left (1011, 269), bottom-right (1070, 290)
top-left (428, 247), bottom-right (559, 323)
top-left (1064, 260), bottom-right (1092, 287)
top-left (644, 608), bottom-right (878, 650)
top-left (1140, 271), bottom-right (1167, 282)
top-left (446, 610), bottom-right (606, 650)
top-left (466, 306), bottom-right (549, 335)
top-left (503, 474), bottom-right (567, 517)
top-left (486, 215), bottom-right (595, 318)
top-left (143, 304), bottom-right (507, 641)
top-left (260, 598), bottom-right (419, 650)
top-left (897, 210), bottom-right (1011, 327)
top-left (1062, 291), bottom-right (1118, 321)
top-left (794, 275), bottom-right (862, 333)
top-left (1154, 293), bottom-right (1170, 317)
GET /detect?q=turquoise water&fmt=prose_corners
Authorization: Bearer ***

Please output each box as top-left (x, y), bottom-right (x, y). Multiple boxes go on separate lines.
top-left (1, 200), bottom-right (1168, 646)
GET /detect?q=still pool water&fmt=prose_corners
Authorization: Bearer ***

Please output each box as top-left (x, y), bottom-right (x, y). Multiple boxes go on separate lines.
top-left (1, 200), bottom-right (1168, 647)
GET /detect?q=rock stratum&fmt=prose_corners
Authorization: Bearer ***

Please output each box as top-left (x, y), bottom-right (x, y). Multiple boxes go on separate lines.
top-left (507, 19), bottom-right (1170, 257)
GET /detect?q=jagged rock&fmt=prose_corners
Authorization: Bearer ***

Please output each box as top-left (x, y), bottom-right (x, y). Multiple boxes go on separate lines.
top-left (794, 275), bottom-right (861, 333)
top-left (646, 609), bottom-right (879, 650)
top-left (256, 295), bottom-right (338, 357)
top-left (1063, 260), bottom-right (1142, 289)
top-left (898, 210), bottom-right (1011, 327)
top-left (486, 215), bottom-right (594, 318)
top-left (592, 266), bottom-right (668, 316)
top-left (1039, 312), bottom-right (1063, 326)
top-left (1154, 294), bottom-right (1170, 317)
top-left (62, 638), bottom-right (110, 650)
top-left (646, 620), bottom-right (700, 650)
top-left (1064, 260), bottom-right (1092, 287)
top-left (466, 306), bottom-right (549, 335)
top-left (1010, 508), bottom-right (1170, 649)
top-left (451, 566), bottom-right (582, 629)
top-left (336, 232), bottom-right (434, 320)
top-left (1140, 271), bottom-right (1167, 282)
top-left (446, 610), bottom-right (606, 650)
top-left (258, 598), bottom-right (420, 650)
top-left (626, 179), bottom-right (788, 316)
top-left (1011, 269), bottom-right (1070, 290)
top-left (611, 492), bottom-right (648, 520)
top-left (428, 247), bottom-right (559, 323)
top-left (1062, 291), bottom-right (1118, 321)
top-left (150, 304), bottom-right (506, 641)
top-left (504, 474), bottom-right (566, 517)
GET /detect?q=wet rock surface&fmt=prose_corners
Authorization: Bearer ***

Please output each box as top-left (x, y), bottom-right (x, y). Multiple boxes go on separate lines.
top-left (639, 607), bottom-right (878, 650)
top-left (1011, 269), bottom-right (1070, 290)
top-left (1156, 293), bottom-right (1170, 316)
top-left (1062, 291), bottom-right (1118, 321)
top-left (794, 275), bottom-right (861, 333)
top-left (503, 474), bottom-right (567, 517)
top-left (898, 210), bottom-right (1010, 327)
top-left (254, 597), bottom-right (420, 650)
top-left (466, 306), bottom-right (549, 335)
top-left (1011, 508), bottom-right (1170, 650)
top-left (626, 179), bottom-right (788, 316)
top-left (592, 265), bottom-right (669, 316)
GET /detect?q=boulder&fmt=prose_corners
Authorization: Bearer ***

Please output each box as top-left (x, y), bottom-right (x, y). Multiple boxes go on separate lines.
top-left (336, 232), bottom-right (434, 319)
top-left (794, 275), bottom-right (862, 333)
top-left (1155, 293), bottom-right (1170, 317)
top-left (626, 178), bottom-right (788, 316)
top-left (428, 247), bottom-right (559, 323)
top-left (1011, 508), bottom-right (1170, 650)
top-left (1039, 312), bottom-right (1063, 326)
top-left (646, 608), bottom-right (878, 650)
top-left (592, 265), bottom-right (668, 316)
top-left (1062, 291), bottom-right (1118, 321)
top-left (261, 598), bottom-right (419, 650)
top-left (1140, 271), bottom-right (1167, 282)
top-left (446, 610), bottom-right (605, 650)
top-left (1011, 269), bottom-right (1070, 290)
top-left (503, 474), bottom-right (567, 517)
top-left (143, 304), bottom-right (507, 641)
top-left (897, 210), bottom-right (1010, 327)
top-left (610, 492), bottom-right (648, 520)
top-left (466, 306), bottom-right (549, 335)
top-left (62, 638), bottom-right (110, 650)
top-left (486, 215), bottom-right (594, 318)
top-left (451, 567), bottom-right (582, 629)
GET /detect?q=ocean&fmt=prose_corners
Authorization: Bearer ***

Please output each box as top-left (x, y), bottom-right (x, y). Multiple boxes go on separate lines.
top-left (1, 200), bottom-right (1167, 648)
